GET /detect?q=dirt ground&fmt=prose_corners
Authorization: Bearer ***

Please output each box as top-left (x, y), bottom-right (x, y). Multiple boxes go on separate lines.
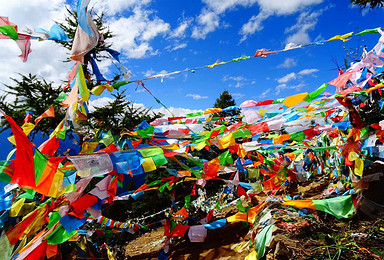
top-left (124, 217), bottom-right (384, 260)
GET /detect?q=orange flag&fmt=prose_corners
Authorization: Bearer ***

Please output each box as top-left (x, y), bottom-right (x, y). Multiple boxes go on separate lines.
top-left (35, 105), bottom-right (55, 125)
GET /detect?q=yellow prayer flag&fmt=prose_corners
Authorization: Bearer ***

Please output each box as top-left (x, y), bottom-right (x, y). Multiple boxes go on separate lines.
top-left (10, 198), bottom-right (26, 217)
top-left (283, 93), bottom-right (308, 108)
top-left (327, 32), bottom-right (353, 42)
top-left (8, 122), bottom-right (35, 145)
top-left (218, 133), bottom-right (235, 149)
top-left (142, 157), bottom-right (157, 172)
top-left (259, 108), bottom-right (267, 118)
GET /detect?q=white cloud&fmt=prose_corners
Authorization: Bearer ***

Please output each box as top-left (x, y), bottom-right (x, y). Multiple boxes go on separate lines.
top-left (298, 68), bottom-right (319, 75)
top-left (192, 9), bottom-right (220, 39)
top-left (107, 6), bottom-right (170, 59)
top-left (167, 43), bottom-right (187, 51)
top-left (259, 88), bottom-right (271, 99)
top-left (202, 0), bottom-right (258, 14)
top-left (0, 1), bottom-right (70, 94)
top-left (223, 75), bottom-right (248, 88)
top-left (277, 57), bottom-right (297, 68)
top-left (284, 9), bottom-right (323, 45)
top-left (239, 11), bottom-right (270, 42)
top-left (240, 0), bottom-right (323, 41)
top-left (231, 93), bottom-right (245, 99)
top-left (170, 18), bottom-right (192, 38)
top-left (277, 72), bottom-right (297, 84)
top-left (186, 94), bottom-right (209, 100)
top-left (92, 0), bottom-right (152, 16)
top-left (275, 83), bottom-right (305, 95)
top-left (88, 97), bottom-right (115, 112)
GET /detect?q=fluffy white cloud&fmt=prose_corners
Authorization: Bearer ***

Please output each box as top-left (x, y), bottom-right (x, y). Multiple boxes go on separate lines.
top-left (285, 9), bottom-right (323, 45)
top-left (105, 6), bottom-right (170, 59)
top-left (240, 0), bottom-right (323, 41)
top-left (194, 0), bottom-right (324, 42)
top-left (202, 0), bottom-right (258, 14)
top-left (170, 18), bottom-right (192, 38)
top-left (277, 72), bottom-right (297, 84)
top-left (277, 57), bottom-right (297, 68)
top-left (186, 94), bottom-right (209, 100)
top-left (0, 0), bottom-right (70, 94)
top-left (92, 0), bottom-right (152, 16)
top-left (88, 97), bottom-right (115, 112)
top-left (192, 9), bottom-right (220, 39)
top-left (298, 68), bottom-right (319, 75)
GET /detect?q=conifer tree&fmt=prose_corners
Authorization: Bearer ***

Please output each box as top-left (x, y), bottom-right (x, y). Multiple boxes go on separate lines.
top-left (350, 0), bottom-right (384, 10)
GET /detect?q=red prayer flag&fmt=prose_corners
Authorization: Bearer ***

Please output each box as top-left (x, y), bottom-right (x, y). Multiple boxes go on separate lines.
top-left (3, 114), bottom-right (35, 189)
top-left (68, 194), bottom-right (98, 219)
top-left (38, 136), bottom-right (60, 156)
top-left (168, 224), bottom-right (189, 237)
top-left (23, 239), bottom-right (48, 260)
top-left (237, 186), bottom-right (248, 199)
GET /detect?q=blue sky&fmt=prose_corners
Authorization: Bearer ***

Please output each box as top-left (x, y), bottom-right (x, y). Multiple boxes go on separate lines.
top-left (0, 0), bottom-right (383, 115)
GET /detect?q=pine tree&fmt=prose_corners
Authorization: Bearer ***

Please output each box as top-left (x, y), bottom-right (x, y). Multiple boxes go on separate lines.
top-left (350, 0), bottom-right (384, 10)
top-left (205, 90), bottom-right (241, 130)
top-left (213, 90), bottom-right (240, 117)
top-left (85, 90), bottom-right (163, 135)
top-left (0, 74), bottom-right (65, 139)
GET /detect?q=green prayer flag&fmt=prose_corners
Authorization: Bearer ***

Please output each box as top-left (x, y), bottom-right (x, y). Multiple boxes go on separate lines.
top-left (55, 92), bottom-right (68, 102)
top-left (139, 147), bottom-right (163, 157)
top-left (230, 55), bottom-right (251, 62)
top-left (355, 27), bottom-right (380, 36)
top-left (47, 212), bottom-right (61, 229)
top-left (304, 83), bottom-right (328, 103)
top-left (215, 201), bottom-right (221, 210)
top-left (313, 195), bottom-right (355, 219)
top-left (148, 180), bottom-right (162, 187)
top-left (112, 81), bottom-right (131, 90)
top-left (236, 200), bottom-right (246, 213)
top-left (46, 224), bottom-right (77, 245)
top-left (159, 183), bottom-right (168, 193)
top-left (0, 25), bottom-right (18, 40)
top-left (311, 146), bottom-right (337, 152)
top-left (360, 127), bottom-right (369, 138)
top-left (137, 125), bottom-right (154, 138)
top-left (255, 225), bottom-right (274, 260)
top-left (186, 112), bottom-right (204, 118)
top-left (34, 150), bottom-right (48, 184)
top-left (290, 131), bottom-right (305, 142)
top-left (100, 131), bottom-right (114, 146)
top-left (186, 156), bottom-right (204, 168)
top-left (170, 221), bottom-right (177, 231)
top-left (191, 170), bottom-right (202, 179)
top-left (152, 154), bottom-right (168, 166)
top-left (232, 129), bottom-right (252, 139)
top-left (218, 150), bottom-right (233, 165)
top-left (17, 189), bottom-right (36, 200)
